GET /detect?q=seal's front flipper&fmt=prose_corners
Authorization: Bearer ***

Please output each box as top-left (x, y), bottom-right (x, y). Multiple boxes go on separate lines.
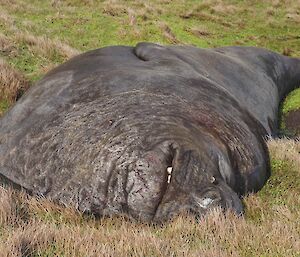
top-left (134, 42), bottom-right (176, 62)
top-left (134, 42), bottom-right (198, 76)
top-left (0, 172), bottom-right (23, 191)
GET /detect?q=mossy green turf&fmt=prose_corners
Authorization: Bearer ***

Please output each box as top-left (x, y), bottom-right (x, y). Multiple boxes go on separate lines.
top-left (282, 88), bottom-right (300, 114)
top-left (0, 0), bottom-right (299, 225)
top-left (258, 158), bottom-right (299, 207)
top-left (0, 0), bottom-right (299, 82)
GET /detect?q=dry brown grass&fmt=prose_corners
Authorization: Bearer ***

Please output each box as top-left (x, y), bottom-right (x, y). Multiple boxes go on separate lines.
top-left (103, 0), bottom-right (165, 29)
top-left (286, 12), bottom-right (300, 23)
top-left (159, 22), bottom-right (180, 44)
top-left (0, 0), bottom-right (16, 3)
top-left (180, 8), bottom-right (233, 28)
top-left (0, 32), bottom-right (18, 59)
top-left (179, 0), bottom-right (242, 25)
top-left (0, 10), bottom-right (15, 27)
top-left (0, 139), bottom-right (299, 256)
top-left (0, 195), bottom-right (299, 256)
top-left (209, 1), bottom-right (239, 15)
top-left (15, 32), bottom-right (80, 60)
top-left (103, 0), bottom-right (163, 18)
top-left (103, 0), bottom-right (128, 17)
top-left (0, 0), bottom-right (31, 13)
top-left (267, 138), bottom-right (300, 170)
top-left (185, 26), bottom-right (212, 37)
top-left (0, 187), bottom-right (21, 227)
top-left (0, 33), bottom-right (14, 55)
top-left (0, 58), bottom-right (30, 107)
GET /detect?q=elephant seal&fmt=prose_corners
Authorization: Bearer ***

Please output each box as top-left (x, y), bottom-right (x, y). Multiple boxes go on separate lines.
top-left (0, 43), bottom-right (299, 222)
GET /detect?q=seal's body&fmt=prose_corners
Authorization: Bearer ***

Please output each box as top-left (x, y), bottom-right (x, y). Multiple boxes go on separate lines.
top-left (0, 43), bottom-right (299, 222)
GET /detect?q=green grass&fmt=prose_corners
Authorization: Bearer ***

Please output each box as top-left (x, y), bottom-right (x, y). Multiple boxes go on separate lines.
top-left (0, 0), bottom-right (299, 84)
top-left (282, 88), bottom-right (300, 114)
top-left (258, 159), bottom-right (299, 207)
top-left (0, 99), bottom-right (9, 115)
top-left (280, 88), bottom-right (300, 134)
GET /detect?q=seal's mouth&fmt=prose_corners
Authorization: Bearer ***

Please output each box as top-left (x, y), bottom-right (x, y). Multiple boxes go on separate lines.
top-left (125, 141), bottom-right (178, 221)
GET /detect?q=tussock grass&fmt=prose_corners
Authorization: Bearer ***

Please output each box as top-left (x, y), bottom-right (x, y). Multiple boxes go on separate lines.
top-left (15, 33), bottom-right (80, 61)
top-left (0, 58), bottom-right (29, 113)
top-left (185, 26), bottom-right (212, 38)
top-left (268, 138), bottom-right (300, 169)
top-left (0, 10), bottom-right (15, 27)
top-left (180, 9), bottom-right (233, 28)
top-left (0, 33), bottom-right (14, 55)
top-left (103, 1), bottom-right (128, 17)
top-left (159, 22), bottom-right (180, 44)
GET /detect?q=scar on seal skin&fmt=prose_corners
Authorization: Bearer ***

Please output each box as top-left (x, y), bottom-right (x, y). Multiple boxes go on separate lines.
top-left (0, 43), bottom-right (299, 222)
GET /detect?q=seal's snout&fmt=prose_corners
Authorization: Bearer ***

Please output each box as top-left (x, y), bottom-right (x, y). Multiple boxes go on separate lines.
top-left (197, 197), bottom-right (215, 208)
top-left (151, 149), bottom-right (244, 222)
top-left (191, 181), bottom-right (244, 217)
top-left (193, 192), bottom-right (222, 212)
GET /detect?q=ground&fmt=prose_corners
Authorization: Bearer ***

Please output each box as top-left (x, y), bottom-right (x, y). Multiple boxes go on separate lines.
top-left (0, 0), bottom-right (299, 256)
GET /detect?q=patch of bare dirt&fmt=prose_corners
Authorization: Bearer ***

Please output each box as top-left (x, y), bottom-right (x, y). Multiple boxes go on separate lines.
top-left (284, 109), bottom-right (300, 136)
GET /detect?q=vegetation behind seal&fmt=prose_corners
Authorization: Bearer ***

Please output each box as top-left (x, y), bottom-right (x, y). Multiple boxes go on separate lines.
top-left (281, 88), bottom-right (300, 135)
top-left (0, 0), bottom-right (299, 256)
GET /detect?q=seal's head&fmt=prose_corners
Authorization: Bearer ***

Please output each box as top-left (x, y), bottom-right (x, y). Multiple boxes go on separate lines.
top-left (151, 148), bottom-right (244, 222)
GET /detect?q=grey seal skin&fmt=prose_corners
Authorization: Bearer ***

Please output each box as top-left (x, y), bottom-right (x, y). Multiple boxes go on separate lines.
top-left (0, 43), bottom-right (299, 222)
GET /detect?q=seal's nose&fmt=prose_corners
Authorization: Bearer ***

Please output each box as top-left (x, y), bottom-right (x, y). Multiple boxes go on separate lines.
top-left (194, 178), bottom-right (244, 215)
top-left (193, 186), bottom-right (244, 216)
top-left (193, 192), bottom-right (222, 211)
